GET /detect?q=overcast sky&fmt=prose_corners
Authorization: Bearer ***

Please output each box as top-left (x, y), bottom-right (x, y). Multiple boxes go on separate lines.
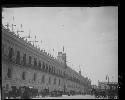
top-left (2, 7), bottom-right (118, 85)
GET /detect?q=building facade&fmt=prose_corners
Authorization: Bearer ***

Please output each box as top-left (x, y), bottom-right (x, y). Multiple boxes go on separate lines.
top-left (2, 25), bottom-right (91, 97)
top-left (98, 81), bottom-right (118, 91)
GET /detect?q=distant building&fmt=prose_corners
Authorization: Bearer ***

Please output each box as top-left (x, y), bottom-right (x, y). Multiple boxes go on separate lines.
top-left (98, 81), bottom-right (118, 90)
top-left (91, 85), bottom-right (98, 90)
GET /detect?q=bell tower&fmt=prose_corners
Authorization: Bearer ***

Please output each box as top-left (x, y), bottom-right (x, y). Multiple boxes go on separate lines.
top-left (57, 46), bottom-right (67, 68)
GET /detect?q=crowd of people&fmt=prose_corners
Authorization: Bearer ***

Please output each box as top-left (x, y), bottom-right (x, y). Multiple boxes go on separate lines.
top-left (90, 88), bottom-right (118, 99)
top-left (2, 86), bottom-right (87, 99)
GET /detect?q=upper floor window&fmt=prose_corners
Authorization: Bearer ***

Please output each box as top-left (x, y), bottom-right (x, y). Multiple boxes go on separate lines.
top-left (59, 70), bottom-right (60, 75)
top-left (16, 51), bottom-right (20, 64)
top-left (63, 72), bottom-right (65, 76)
top-left (33, 73), bottom-right (37, 82)
top-left (34, 58), bottom-right (37, 67)
top-left (23, 54), bottom-right (26, 65)
top-left (60, 71), bottom-right (62, 76)
top-left (7, 68), bottom-right (12, 78)
top-left (58, 69), bottom-right (59, 75)
top-left (58, 79), bottom-right (60, 86)
top-left (8, 47), bottom-right (14, 59)
top-left (46, 63), bottom-right (48, 71)
top-left (41, 75), bottom-right (45, 83)
top-left (48, 77), bottom-right (51, 84)
top-left (22, 71), bottom-right (26, 80)
top-left (51, 66), bottom-right (53, 73)
top-left (38, 61), bottom-right (41, 68)
top-left (29, 56), bottom-right (32, 64)
top-left (54, 78), bottom-right (56, 85)
top-left (49, 66), bottom-right (51, 73)
top-left (53, 67), bottom-right (54, 73)
top-left (56, 69), bottom-right (58, 75)
top-left (42, 62), bottom-right (45, 70)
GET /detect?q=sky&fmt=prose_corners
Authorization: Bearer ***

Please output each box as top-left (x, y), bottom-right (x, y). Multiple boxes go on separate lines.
top-left (2, 7), bottom-right (118, 85)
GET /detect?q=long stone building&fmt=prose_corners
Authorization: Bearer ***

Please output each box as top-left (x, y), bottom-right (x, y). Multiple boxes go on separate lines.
top-left (2, 24), bottom-right (91, 97)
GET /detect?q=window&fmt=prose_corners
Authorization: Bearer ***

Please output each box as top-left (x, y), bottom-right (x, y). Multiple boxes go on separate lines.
top-left (41, 75), bottom-right (45, 83)
top-left (61, 71), bottom-right (63, 76)
top-left (51, 67), bottom-right (53, 73)
top-left (29, 56), bottom-right (32, 64)
top-left (42, 62), bottom-right (45, 70)
top-left (49, 66), bottom-right (51, 72)
top-left (22, 72), bottom-right (26, 80)
top-left (63, 72), bottom-right (65, 76)
top-left (46, 64), bottom-right (48, 71)
top-left (16, 51), bottom-right (20, 64)
top-left (48, 77), bottom-right (51, 84)
top-left (38, 61), bottom-right (41, 68)
top-left (6, 84), bottom-right (9, 90)
top-left (34, 58), bottom-right (37, 67)
top-left (54, 78), bottom-right (56, 85)
top-left (8, 47), bottom-right (14, 59)
top-left (23, 54), bottom-right (26, 65)
top-left (59, 70), bottom-right (60, 75)
top-left (58, 69), bottom-right (59, 75)
top-left (33, 73), bottom-right (37, 82)
top-left (53, 67), bottom-right (55, 74)
top-left (58, 79), bottom-right (60, 86)
top-left (7, 68), bottom-right (12, 78)
top-left (56, 69), bottom-right (58, 75)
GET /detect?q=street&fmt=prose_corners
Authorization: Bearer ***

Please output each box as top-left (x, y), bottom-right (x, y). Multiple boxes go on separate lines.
top-left (32, 95), bottom-right (96, 99)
